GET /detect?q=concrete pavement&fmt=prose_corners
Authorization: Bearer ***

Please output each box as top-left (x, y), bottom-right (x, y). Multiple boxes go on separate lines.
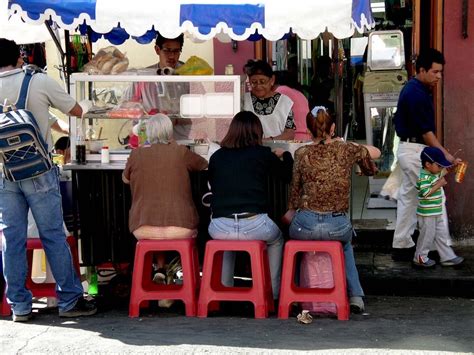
top-left (1, 295), bottom-right (473, 354)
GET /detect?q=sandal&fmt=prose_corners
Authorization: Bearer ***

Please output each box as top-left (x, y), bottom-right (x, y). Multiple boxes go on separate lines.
top-left (297, 310), bottom-right (313, 324)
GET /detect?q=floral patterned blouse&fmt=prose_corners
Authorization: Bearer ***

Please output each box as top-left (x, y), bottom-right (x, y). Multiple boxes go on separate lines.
top-left (288, 140), bottom-right (375, 213)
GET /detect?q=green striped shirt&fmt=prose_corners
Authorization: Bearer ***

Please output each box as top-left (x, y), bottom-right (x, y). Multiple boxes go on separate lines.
top-left (416, 168), bottom-right (444, 216)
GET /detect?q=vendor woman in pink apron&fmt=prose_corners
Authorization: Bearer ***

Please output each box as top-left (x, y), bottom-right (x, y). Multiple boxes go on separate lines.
top-left (243, 60), bottom-right (295, 141)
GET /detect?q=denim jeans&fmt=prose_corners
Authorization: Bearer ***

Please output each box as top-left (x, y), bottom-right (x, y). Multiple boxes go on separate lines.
top-left (289, 210), bottom-right (364, 297)
top-left (0, 167), bottom-right (84, 315)
top-left (208, 214), bottom-right (283, 299)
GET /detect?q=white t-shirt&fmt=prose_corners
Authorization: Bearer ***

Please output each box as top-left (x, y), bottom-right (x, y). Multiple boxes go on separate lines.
top-left (0, 68), bottom-right (76, 149)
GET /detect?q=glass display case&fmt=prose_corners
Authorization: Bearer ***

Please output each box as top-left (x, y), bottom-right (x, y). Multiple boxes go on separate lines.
top-left (363, 30), bottom-right (407, 208)
top-left (69, 73), bottom-right (242, 162)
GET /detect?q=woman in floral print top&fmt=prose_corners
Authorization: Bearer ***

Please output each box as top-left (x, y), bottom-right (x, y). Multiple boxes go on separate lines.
top-left (286, 107), bottom-right (380, 314)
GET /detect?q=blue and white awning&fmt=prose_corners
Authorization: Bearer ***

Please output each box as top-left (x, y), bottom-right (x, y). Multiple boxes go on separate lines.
top-left (4, 0), bottom-right (374, 44)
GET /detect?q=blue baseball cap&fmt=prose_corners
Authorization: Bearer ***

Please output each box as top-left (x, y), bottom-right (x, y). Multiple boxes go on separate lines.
top-left (420, 147), bottom-right (453, 168)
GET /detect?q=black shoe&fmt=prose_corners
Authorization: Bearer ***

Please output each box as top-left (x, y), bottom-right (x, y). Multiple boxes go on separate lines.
top-left (391, 246), bottom-right (416, 262)
top-left (12, 311), bottom-right (33, 322)
top-left (349, 297), bottom-right (365, 314)
top-left (59, 297), bottom-right (97, 318)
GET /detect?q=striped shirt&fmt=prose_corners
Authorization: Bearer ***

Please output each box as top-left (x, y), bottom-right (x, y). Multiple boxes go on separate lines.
top-left (416, 168), bottom-right (444, 216)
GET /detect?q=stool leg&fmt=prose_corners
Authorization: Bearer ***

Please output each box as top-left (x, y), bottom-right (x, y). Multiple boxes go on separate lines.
top-left (1, 290), bottom-right (11, 316)
top-left (248, 245), bottom-right (270, 319)
top-left (263, 248), bottom-right (274, 313)
top-left (129, 244), bottom-right (146, 318)
top-left (278, 248), bottom-right (296, 319)
top-left (179, 247), bottom-right (197, 317)
top-left (197, 247), bottom-right (216, 318)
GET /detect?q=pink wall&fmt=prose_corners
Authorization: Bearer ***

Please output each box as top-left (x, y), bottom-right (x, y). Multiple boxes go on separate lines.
top-left (443, 1), bottom-right (474, 241)
top-left (213, 38), bottom-right (255, 75)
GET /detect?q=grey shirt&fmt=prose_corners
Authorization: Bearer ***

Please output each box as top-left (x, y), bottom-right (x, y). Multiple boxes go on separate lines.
top-left (0, 68), bottom-right (76, 149)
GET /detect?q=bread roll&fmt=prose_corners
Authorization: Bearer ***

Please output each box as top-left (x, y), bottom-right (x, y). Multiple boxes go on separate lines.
top-left (111, 58), bottom-right (129, 74)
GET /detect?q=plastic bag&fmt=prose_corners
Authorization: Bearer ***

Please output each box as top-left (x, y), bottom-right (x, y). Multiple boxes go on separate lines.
top-left (175, 56), bottom-right (214, 75)
top-left (82, 46), bottom-right (129, 75)
top-left (380, 162), bottom-right (402, 200)
top-left (299, 252), bottom-right (337, 315)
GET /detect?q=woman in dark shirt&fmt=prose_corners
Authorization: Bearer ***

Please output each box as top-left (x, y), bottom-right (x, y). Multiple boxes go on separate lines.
top-left (208, 111), bottom-right (293, 299)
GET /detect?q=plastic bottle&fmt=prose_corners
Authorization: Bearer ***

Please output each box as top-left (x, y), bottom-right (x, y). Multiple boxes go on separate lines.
top-left (138, 121), bottom-right (147, 146)
top-left (75, 137), bottom-right (86, 164)
top-left (87, 266), bottom-right (98, 295)
top-left (75, 119), bottom-right (86, 164)
top-left (101, 146), bottom-right (110, 164)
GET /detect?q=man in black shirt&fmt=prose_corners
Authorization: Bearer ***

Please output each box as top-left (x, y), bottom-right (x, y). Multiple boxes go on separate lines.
top-left (392, 48), bottom-right (460, 261)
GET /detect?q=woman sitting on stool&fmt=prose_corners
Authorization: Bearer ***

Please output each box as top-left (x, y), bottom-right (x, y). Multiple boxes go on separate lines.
top-left (123, 113), bottom-right (208, 289)
top-left (208, 111), bottom-right (293, 300)
top-left (285, 107), bottom-right (380, 313)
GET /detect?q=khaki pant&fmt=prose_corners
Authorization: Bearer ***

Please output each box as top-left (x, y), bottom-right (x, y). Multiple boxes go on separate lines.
top-left (416, 205), bottom-right (457, 262)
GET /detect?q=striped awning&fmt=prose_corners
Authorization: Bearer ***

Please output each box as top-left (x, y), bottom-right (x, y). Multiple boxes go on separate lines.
top-left (3, 0), bottom-right (374, 44)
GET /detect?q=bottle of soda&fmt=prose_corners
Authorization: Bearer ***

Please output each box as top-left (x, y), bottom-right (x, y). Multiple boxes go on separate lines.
top-left (75, 119), bottom-right (86, 164)
top-left (87, 266), bottom-right (98, 296)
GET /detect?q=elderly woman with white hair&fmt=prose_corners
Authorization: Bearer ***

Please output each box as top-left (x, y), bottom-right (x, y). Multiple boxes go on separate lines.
top-left (123, 113), bottom-right (208, 284)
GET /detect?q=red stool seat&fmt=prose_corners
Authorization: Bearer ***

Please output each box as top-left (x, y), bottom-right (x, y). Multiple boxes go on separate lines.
top-left (128, 238), bottom-right (199, 317)
top-left (197, 240), bottom-right (274, 319)
top-left (1, 236), bottom-right (81, 316)
top-left (278, 240), bottom-right (349, 320)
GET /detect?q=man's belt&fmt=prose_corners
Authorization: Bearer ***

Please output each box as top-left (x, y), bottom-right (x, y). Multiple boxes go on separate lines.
top-left (400, 137), bottom-right (423, 144)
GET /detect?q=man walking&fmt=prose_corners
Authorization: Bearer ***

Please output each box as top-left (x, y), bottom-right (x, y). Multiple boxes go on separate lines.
top-left (0, 38), bottom-right (96, 321)
top-left (392, 48), bottom-right (460, 261)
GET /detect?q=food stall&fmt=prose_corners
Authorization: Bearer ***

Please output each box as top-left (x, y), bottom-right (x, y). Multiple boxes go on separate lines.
top-left (3, 0), bottom-right (375, 265)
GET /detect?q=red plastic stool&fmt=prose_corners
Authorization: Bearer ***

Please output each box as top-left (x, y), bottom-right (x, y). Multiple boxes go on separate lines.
top-left (1, 291), bottom-right (10, 316)
top-left (278, 240), bottom-right (349, 320)
top-left (129, 238), bottom-right (200, 318)
top-left (1, 235), bottom-right (81, 316)
top-left (197, 240), bottom-right (274, 319)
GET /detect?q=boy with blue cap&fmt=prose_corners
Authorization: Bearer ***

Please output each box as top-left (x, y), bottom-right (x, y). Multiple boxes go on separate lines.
top-left (414, 147), bottom-right (464, 267)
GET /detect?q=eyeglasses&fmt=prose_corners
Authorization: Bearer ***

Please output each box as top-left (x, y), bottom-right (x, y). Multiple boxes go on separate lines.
top-left (161, 47), bottom-right (182, 55)
top-left (250, 78), bottom-right (271, 87)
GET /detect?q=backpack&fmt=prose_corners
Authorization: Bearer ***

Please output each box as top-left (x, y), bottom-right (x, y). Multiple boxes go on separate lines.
top-left (0, 71), bottom-right (53, 182)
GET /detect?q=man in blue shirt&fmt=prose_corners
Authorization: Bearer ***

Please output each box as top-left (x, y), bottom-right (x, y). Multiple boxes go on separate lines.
top-left (392, 48), bottom-right (460, 261)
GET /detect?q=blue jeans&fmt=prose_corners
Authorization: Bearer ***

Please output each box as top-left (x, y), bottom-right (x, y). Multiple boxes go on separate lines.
top-left (0, 167), bottom-right (83, 315)
top-left (289, 210), bottom-right (364, 297)
top-left (208, 214), bottom-right (283, 299)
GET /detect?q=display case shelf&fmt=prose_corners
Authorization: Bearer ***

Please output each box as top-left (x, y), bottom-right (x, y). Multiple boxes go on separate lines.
top-left (69, 73), bottom-right (242, 163)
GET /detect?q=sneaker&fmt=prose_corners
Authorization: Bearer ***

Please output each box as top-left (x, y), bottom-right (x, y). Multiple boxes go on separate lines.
top-left (59, 297), bottom-right (97, 318)
top-left (12, 312), bottom-right (33, 322)
top-left (440, 256), bottom-right (464, 267)
top-left (349, 296), bottom-right (365, 314)
top-left (391, 246), bottom-right (416, 262)
top-left (412, 255), bottom-right (436, 268)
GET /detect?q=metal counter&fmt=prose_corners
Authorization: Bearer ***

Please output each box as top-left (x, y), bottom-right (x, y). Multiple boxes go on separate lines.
top-left (65, 164), bottom-right (289, 266)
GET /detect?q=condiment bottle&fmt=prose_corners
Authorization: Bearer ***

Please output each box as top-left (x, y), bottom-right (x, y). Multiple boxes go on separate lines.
top-left (101, 146), bottom-right (110, 164)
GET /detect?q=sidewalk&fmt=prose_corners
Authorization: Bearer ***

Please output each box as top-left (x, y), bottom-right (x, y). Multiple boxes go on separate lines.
top-left (353, 229), bottom-right (474, 298)
top-left (1, 295), bottom-right (473, 354)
